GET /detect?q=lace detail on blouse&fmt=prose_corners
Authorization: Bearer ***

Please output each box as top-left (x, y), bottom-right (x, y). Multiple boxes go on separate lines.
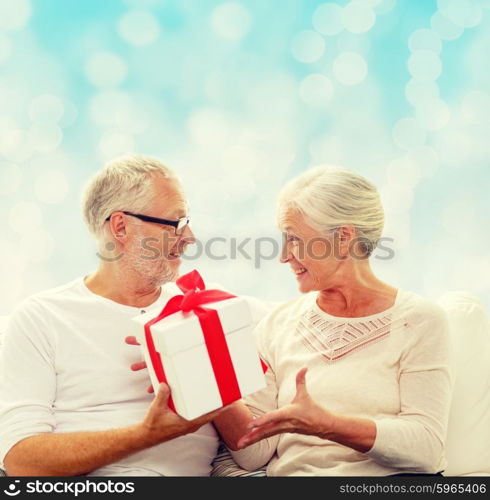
top-left (298, 308), bottom-right (392, 363)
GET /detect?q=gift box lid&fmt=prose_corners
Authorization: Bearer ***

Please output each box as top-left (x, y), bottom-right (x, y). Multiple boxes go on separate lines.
top-left (135, 296), bottom-right (253, 356)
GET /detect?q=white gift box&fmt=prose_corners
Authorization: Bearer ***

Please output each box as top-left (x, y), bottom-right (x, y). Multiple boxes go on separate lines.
top-left (132, 296), bottom-right (267, 420)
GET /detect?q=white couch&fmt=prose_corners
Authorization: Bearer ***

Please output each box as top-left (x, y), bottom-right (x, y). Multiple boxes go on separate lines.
top-left (1, 290), bottom-right (489, 476)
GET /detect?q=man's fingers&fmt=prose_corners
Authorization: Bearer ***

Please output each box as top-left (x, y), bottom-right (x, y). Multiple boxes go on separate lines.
top-left (125, 335), bottom-right (140, 346)
top-left (130, 361), bottom-right (147, 371)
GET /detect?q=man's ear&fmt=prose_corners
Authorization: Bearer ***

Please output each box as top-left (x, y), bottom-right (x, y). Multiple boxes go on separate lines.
top-left (108, 212), bottom-right (128, 240)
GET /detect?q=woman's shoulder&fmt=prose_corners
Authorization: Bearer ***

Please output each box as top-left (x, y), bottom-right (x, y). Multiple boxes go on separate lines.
top-left (398, 289), bottom-right (448, 320)
top-left (254, 293), bottom-right (315, 336)
top-left (396, 289), bottom-right (450, 337)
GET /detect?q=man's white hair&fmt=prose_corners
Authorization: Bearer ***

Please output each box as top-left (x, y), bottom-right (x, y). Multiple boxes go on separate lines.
top-left (277, 166), bottom-right (384, 257)
top-left (82, 154), bottom-right (179, 238)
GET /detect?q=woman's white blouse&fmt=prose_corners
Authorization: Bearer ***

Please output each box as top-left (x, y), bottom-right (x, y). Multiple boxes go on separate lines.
top-left (231, 289), bottom-right (453, 476)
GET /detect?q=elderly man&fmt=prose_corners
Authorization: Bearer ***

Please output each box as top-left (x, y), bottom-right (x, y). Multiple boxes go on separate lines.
top-left (0, 155), bottom-right (257, 476)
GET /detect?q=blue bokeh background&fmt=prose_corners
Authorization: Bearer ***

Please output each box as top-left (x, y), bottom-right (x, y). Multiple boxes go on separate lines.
top-left (1, 0), bottom-right (489, 314)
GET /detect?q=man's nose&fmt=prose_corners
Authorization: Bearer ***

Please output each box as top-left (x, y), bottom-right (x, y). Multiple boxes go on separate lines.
top-left (181, 224), bottom-right (196, 245)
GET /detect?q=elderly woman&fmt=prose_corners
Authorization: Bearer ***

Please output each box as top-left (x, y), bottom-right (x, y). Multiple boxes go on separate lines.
top-left (225, 166), bottom-right (452, 476)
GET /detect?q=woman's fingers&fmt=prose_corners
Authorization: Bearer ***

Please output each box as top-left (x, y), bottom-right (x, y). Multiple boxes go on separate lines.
top-left (238, 422), bottom-right (288, 448)
top-left (294, 367), bottom-right (308, 396)
top-left (247, 409), bottom-right (285, 430)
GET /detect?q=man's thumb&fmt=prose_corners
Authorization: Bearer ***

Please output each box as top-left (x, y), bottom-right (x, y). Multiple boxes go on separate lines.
top-left (155, 383), bottom-right (171, 407)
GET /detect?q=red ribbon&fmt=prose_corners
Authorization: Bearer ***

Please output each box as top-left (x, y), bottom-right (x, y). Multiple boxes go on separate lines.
top-left (144, 270), bottom-right (252, 413)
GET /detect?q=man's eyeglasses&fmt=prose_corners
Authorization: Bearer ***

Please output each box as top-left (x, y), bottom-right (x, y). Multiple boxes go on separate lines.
top-left (105, 211), bottom-right (190, 235)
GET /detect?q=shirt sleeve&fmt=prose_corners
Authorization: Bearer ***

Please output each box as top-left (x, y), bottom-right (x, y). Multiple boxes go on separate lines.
top-left (230, 313), bottom-right (280, 471)
top-left (0, 299), bottom-right (57, 468)
top-left (365, 304), bottom-right (454, 473)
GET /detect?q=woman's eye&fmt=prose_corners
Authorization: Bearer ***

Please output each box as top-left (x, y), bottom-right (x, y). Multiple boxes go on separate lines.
top-left (287, 235), bottom-right (299, 243)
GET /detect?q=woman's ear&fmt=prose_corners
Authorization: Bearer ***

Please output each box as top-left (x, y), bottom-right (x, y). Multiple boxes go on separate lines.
top-left (335, 225), bottom-right (356, 258)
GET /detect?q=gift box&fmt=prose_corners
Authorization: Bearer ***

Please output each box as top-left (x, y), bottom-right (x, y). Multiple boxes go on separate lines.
top-left (132, 270), bottom-right (267, 420)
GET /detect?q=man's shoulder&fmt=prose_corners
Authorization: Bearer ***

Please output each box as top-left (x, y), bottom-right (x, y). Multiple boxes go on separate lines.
top-left (11, 277), bottom-right (84, 317)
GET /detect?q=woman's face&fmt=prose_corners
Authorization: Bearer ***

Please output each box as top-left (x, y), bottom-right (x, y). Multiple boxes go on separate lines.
top-left (279, 209), bottom-right (341, 293)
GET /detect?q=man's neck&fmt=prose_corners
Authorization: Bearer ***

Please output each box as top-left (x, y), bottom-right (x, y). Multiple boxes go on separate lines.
top-left (84, 266), bottom-right (163, 308)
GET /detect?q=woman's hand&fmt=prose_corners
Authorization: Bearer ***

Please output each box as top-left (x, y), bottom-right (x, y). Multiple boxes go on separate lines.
top-left (236, 368), bottom-right (335, 449)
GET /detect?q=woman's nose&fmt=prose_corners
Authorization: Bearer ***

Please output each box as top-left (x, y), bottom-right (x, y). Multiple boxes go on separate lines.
top-left (280, 244), bottom-right (291, 263)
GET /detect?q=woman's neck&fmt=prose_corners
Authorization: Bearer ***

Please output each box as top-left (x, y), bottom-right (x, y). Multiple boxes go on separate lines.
top-left (316, 260), bottom-right (398, 318)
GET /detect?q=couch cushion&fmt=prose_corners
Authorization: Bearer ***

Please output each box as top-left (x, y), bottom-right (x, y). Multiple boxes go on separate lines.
top-left (438, 292), bottom-right (490, 476)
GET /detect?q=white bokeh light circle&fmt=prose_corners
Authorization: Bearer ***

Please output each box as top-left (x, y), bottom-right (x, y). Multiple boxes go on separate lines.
top-left (299, 74), bottom-right (334, 107)
top-left (291, 30), bottom-right (325, 63)
top-left (332, 52), bottom-right (368, 85)
top-left (335, 31), bottom-right (372, 56)
top-left (85, 52), bottom-right (128, 88)
top-left (0, 129), bottom-right (34, 162)
top-left (437, 0), bottom-right (482, 28)
top-left (374, 0), bottom-right (397, 15)
top-left (405, 79), bottom-right (440, 107)
top-left (312, 3), bottom-right (344, 36)
top-left (407, 146), bottom-right (440, 178)
top-left (29, 94), bottom-right (64, 124)
top-left (0, 33), bottom-right (12, 63)
top-left (415, 99), bottom-right (450, 131)
top-left (118, 10), bottom-right (161, 46)
top-left (430, 11), bottom-right (464, 40)
top-left (59, 101), bottom-right (79, 128)
top-left (34, 170), bottom-right (69, 205)
top-left (392, 117), bottom-right (427, 150)
top-left (0, 0), bottom-right (31, 31)
top-left (461, 91), bottom-right (490, 124)
top-left (386, 156), bottom-right (421, 189)
top-left (210, 2), bottom-right (252, 41)
top-left (341, 2), bottom-right (376, 34)
top-left (8, 202), bottom-right (43, 235)
top-left (407, 50), bottom-right (442, 80)
top-left (99, 130), bottom-right (135, 160)
top-left (188, 108), bottom-right (235, 149)
top-left (433, 125), bottom-right (478, 169)
top-left (19, 229), bottom-right (55, 264)
top-left (408, 29), bottom-right (442, 54)
top-left (0, 162), bottom-right (22, 195)
top-left (29, 123), bottom-right (63, 153)
top-left (89, 91), bottom-right (132, 127)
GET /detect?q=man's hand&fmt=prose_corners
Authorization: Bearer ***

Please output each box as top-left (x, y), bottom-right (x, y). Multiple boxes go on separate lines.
top-left (138, 382), bottom-right (226, 445)
top-left (125, 335), bottom-right (153, 393)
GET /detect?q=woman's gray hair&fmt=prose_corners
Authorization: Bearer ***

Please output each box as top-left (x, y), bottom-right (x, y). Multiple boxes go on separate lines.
top-left (277, 166), bottom-right (384, 257)
top-left (82, 154), bottom-right (179, 238)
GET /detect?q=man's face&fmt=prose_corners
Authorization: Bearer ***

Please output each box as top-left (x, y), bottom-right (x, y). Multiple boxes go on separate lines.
top-left (123, 176), bottom-right (194, 286)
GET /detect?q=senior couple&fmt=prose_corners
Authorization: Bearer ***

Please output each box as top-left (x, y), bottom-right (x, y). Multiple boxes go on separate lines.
top-left (0, 155), bottom-right (452, 476)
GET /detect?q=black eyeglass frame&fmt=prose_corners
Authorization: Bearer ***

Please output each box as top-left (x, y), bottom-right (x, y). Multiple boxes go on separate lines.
top-left (105, 211), bottom-right (190, 235)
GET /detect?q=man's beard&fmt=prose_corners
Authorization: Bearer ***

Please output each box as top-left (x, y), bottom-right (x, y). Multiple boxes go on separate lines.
top-left (124, 236), bottom-right (179, 287)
